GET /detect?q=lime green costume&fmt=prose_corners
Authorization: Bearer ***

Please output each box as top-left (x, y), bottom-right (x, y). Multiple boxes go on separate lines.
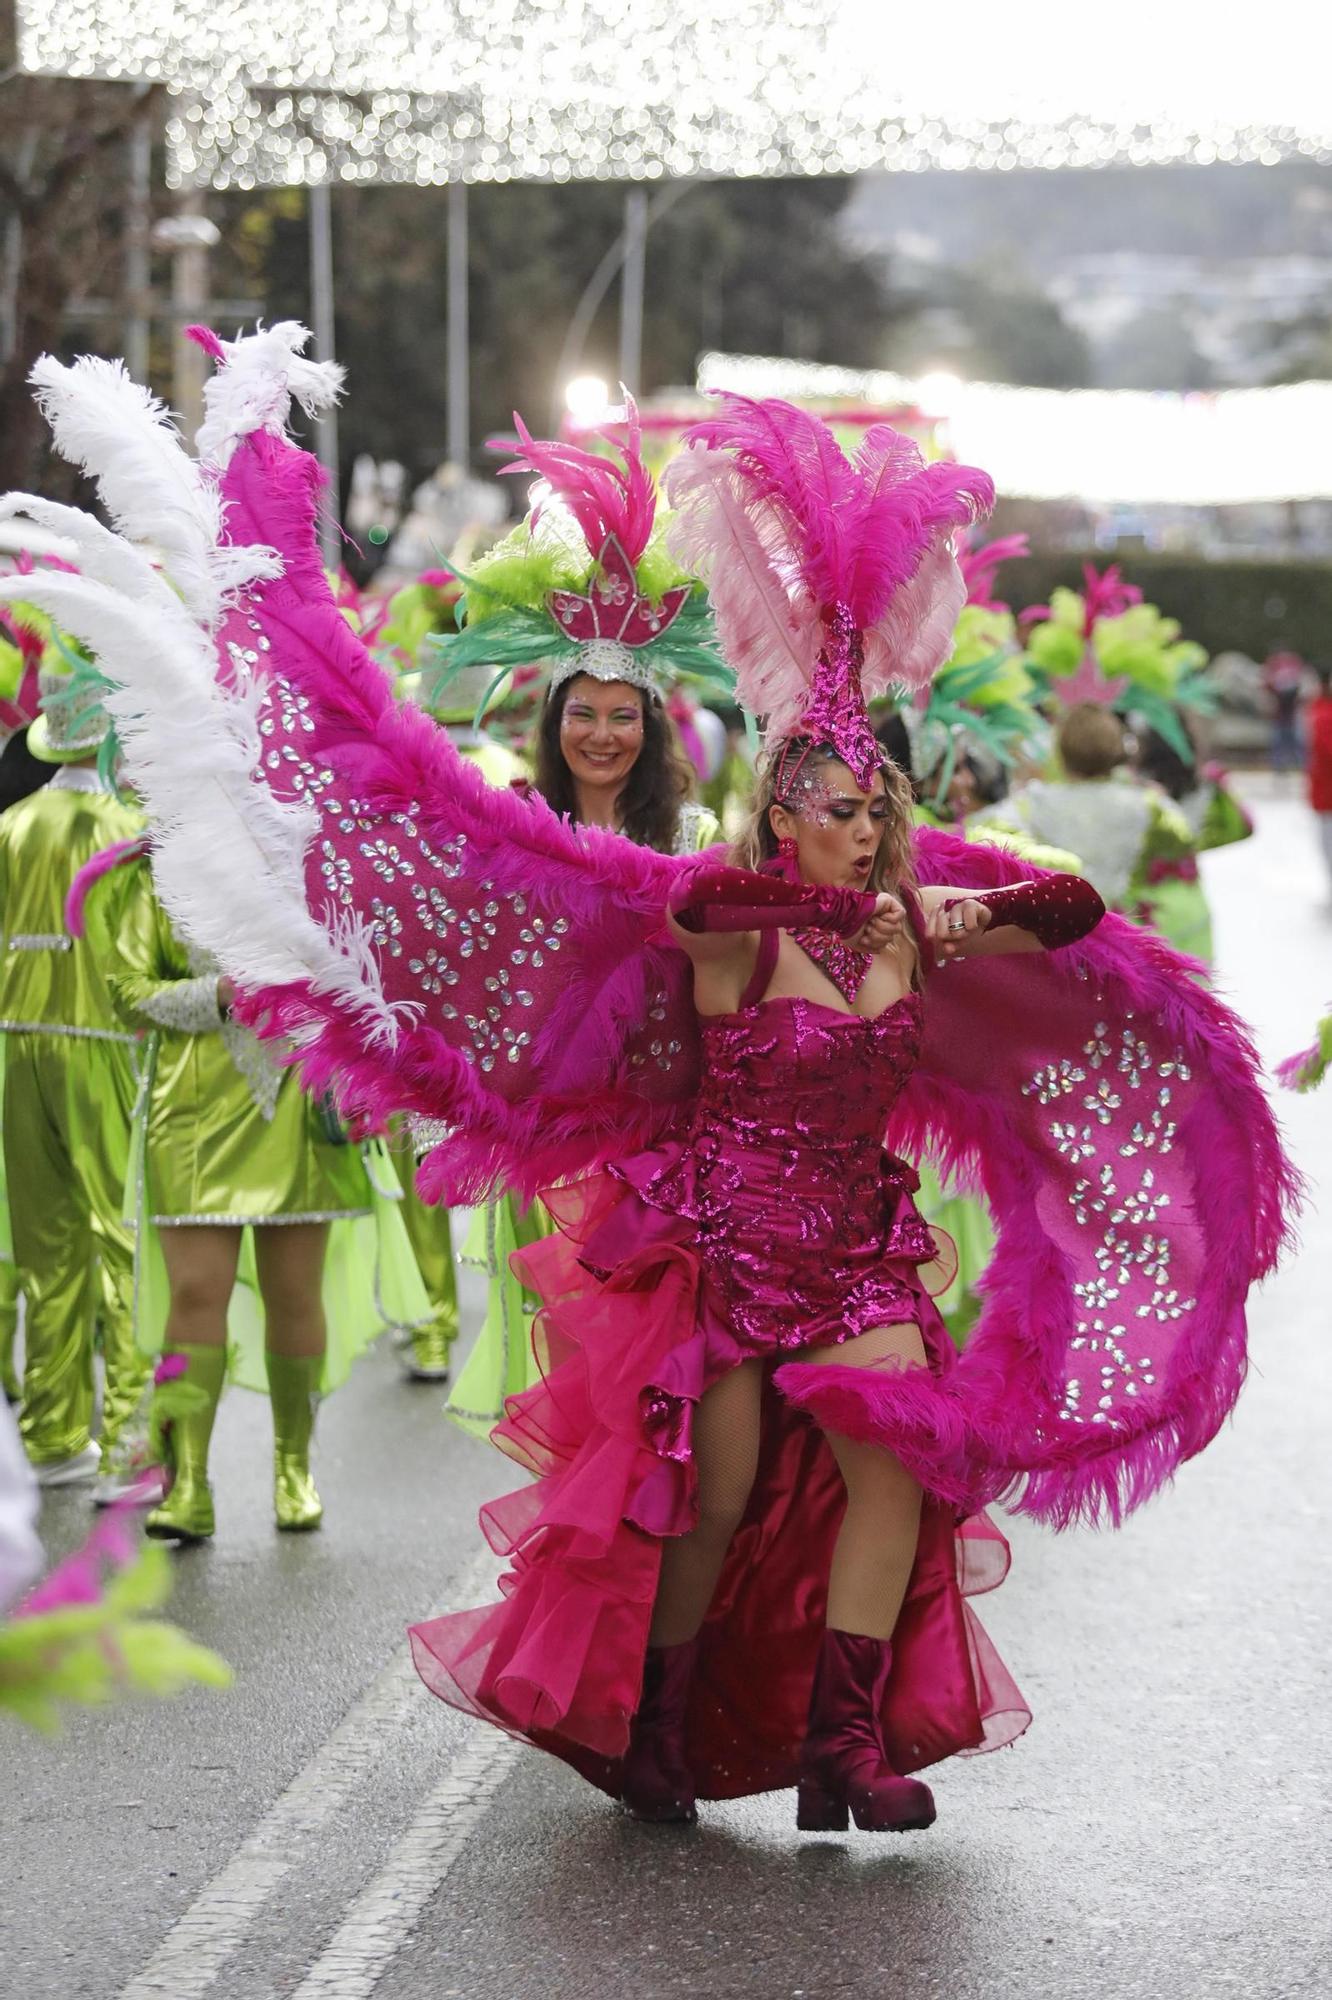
top-left (0, 768), bottom-right (147, 1471)
top-left (88, 851), bottom-right (427, 1379)
top-left (83, 853), bottom-right (428, 1537)
top-left (0, 1038), bottom-right (22, 1403)
top-left (1134, 774), bottom-right (1252, 966)
top-left (447, 799), bottom-right (722, 1438)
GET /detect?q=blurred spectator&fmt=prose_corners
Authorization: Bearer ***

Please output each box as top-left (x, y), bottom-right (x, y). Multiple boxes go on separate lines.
top-left (1307, 664), bottom-right (1332, 898)
top-left (1262, 649), bottom-right (1306, 775)
top-left (0, 733), bottom-right (51, 815)
top-left (873, 710), bottom-right (915, 787)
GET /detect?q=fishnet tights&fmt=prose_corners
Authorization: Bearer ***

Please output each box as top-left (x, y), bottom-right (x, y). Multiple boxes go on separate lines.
top-left (648, 1325), bottom-right (926, 1647)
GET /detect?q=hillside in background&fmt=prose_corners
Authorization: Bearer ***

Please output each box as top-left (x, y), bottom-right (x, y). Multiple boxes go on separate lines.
top-left (844, 162), bottom-right (1332, 264)
top-left (844, 161), bottom-right (1332, 389)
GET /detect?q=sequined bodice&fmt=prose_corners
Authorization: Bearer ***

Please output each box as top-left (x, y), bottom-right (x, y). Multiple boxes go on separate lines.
top-left (621, 991), bottom-right (937, 1352)
top-left (693, 992), bottom-right (924, 1161)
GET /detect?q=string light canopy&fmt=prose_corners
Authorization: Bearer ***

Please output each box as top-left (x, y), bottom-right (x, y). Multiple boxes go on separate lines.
top-left (15, 0), bottom-right (1332, 189)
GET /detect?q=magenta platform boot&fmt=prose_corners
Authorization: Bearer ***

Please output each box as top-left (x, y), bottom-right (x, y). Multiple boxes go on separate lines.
top-left (797, 1627), bottom-right (937, 1834)
top-left (621, 1640), bottom-right (699, 1825)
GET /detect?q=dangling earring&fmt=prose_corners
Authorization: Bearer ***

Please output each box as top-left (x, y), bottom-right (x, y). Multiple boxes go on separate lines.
top-left (764, 833), bottom-right (800, 881)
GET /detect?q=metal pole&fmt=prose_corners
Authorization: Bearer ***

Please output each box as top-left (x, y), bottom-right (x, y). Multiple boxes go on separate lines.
top-left (618, 186), bottom-right (648, 395)
top-left (308, 180), bottom-right (341, 569)
top-left (446, 180), bottom-right (470, 470)
top-left (171, 192), bottom-right (211, 445)
top-left (125, 104), bottom-right (152, 385)
top-left (549, 182), bottom-right (691, 429)
top-left (0, 134), bottom-right (36, 367)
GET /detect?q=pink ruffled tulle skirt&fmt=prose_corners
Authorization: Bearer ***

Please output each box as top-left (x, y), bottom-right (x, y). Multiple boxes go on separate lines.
top-left (409, 1154), bottom-right (1030, 1798)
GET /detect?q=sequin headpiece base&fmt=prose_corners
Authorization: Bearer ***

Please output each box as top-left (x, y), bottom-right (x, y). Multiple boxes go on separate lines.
top-left (771, 602), bottom-right (881, 799)
top-left (547, 533), bottom-right (689, 699)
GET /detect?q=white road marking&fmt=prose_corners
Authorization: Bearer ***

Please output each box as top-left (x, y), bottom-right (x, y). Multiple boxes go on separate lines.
top-left (287, 1732), bottom-right (521, 1999)
top-left (119, 1545), bottom-right (501, 2000)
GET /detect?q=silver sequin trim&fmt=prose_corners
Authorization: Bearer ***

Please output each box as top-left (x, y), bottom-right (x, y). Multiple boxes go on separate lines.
top-left (137, 973), bottom-right (225, 1035)
top-left (0, 1019), bottom-right (136, 1044)
top-left (152, 1207), bottom-right (368, 1228)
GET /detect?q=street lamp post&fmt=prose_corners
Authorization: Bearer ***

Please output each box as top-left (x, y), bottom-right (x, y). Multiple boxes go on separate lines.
top-left (618, 187), bottom-right (649, 397)
top-left (308, 181), bottom-right (341, 569)
top-left (447, 181), bottom-right (470, 472)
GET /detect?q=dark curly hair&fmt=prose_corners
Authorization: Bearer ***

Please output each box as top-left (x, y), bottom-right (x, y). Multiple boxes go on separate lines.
top-left (532, 676), bottom-right (696, 853)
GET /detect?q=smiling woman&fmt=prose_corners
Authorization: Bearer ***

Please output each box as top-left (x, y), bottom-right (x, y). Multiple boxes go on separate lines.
top-left (533, 672), bottom-right (701, 853)
top-left (448, 668), bottom-right (718, 1439)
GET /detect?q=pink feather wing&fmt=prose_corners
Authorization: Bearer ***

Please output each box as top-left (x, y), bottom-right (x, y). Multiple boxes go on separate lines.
top-left (776, 825), bottom-right (1299, 1528)
top-left (214, 428), bottom-right (703, 1205)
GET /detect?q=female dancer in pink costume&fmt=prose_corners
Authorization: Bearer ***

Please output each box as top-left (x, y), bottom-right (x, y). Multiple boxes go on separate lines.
top-left (2, 335), bottom-right (1293, 1840)
top-left (417, 738), bottom-right (1101, 1831)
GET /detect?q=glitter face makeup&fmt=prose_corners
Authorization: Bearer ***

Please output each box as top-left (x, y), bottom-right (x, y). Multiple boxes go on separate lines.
top-left (771, 756), bottom-right (892, 890)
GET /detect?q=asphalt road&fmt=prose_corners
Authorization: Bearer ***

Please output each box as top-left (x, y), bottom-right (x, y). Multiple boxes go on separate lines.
top-left (6, 777), bottom-right (1331, 2000)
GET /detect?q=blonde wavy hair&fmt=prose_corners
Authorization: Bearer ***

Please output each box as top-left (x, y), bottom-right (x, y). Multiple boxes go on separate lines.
top-left (732, 741), bottom-right (919, 901)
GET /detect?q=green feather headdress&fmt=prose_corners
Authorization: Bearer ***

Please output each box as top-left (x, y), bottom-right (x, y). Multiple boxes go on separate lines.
top-left (1022, 566), bottom-right (1214, 765)
top-left (421, 402), bottom-right (735, 727)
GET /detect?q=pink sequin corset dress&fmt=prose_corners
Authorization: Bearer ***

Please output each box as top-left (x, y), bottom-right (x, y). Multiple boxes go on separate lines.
top-left (409, 978), bottom-right (1028, 1803)
top-left (612, 991), bottom-right (951, 1357)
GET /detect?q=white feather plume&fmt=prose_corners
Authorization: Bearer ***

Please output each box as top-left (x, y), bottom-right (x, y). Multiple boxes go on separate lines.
top-left (26, 356), bottom-right (262, 630)
top-left (0, 492), bottom-right (229, 627)
top-left (195, 322), bottom-right (344, 472)
top-left (0, 536), bottom-right (393, 1038)
top-left (6, 328), bottom-right (395, 1038)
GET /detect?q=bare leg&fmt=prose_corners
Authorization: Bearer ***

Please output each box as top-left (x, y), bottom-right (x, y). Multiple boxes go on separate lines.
top-left (253, 1222), bottom-right (330, 1358)
top-left (799, 1322), bottom-right (927, 1641)
top-left (649, 1358), bottom-right (763, 1646)
top-left (159, 1225), bottom-right (243, 1348)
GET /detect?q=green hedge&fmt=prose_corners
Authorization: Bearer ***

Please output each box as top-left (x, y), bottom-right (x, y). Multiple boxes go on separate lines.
top-left (1000, 553), bottom-right (1332, 664)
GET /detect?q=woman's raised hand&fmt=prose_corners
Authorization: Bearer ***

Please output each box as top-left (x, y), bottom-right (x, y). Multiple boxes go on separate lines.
top-left (927, 896), bottom-right (992, 961)
top-left (849, 893), bottom-right (906, 954)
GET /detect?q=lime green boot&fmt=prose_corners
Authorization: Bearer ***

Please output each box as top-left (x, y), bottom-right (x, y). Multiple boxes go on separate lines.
top-left (266, 1351), bottom-right (323, 1532)
top-left (145, 1343), bottom-right (226, 1544)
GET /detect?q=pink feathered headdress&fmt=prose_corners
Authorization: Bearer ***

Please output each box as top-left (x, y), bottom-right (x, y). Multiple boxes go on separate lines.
top-left (664, 392), bottom-right (993, 790)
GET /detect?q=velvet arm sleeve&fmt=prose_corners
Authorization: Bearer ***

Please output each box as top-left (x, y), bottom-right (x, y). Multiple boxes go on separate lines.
top-left (668, 863), bottom-right (878, 938)
top-left (946, 874), bottom-right (1105, 950)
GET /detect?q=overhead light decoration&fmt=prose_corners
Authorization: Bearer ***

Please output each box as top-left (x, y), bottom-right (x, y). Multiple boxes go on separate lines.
top-left (14, 1), bottom-right (1332, 188)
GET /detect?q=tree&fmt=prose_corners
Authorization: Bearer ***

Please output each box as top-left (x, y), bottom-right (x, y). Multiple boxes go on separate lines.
top-left (0, 4), bottom-right (158, 489)
top-left (1098, 305), bottom-right (1216, 391)
top-left (884, 257), bottom-right (1093, 388)
top-left (213, 174), bottom-right (903, 487)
